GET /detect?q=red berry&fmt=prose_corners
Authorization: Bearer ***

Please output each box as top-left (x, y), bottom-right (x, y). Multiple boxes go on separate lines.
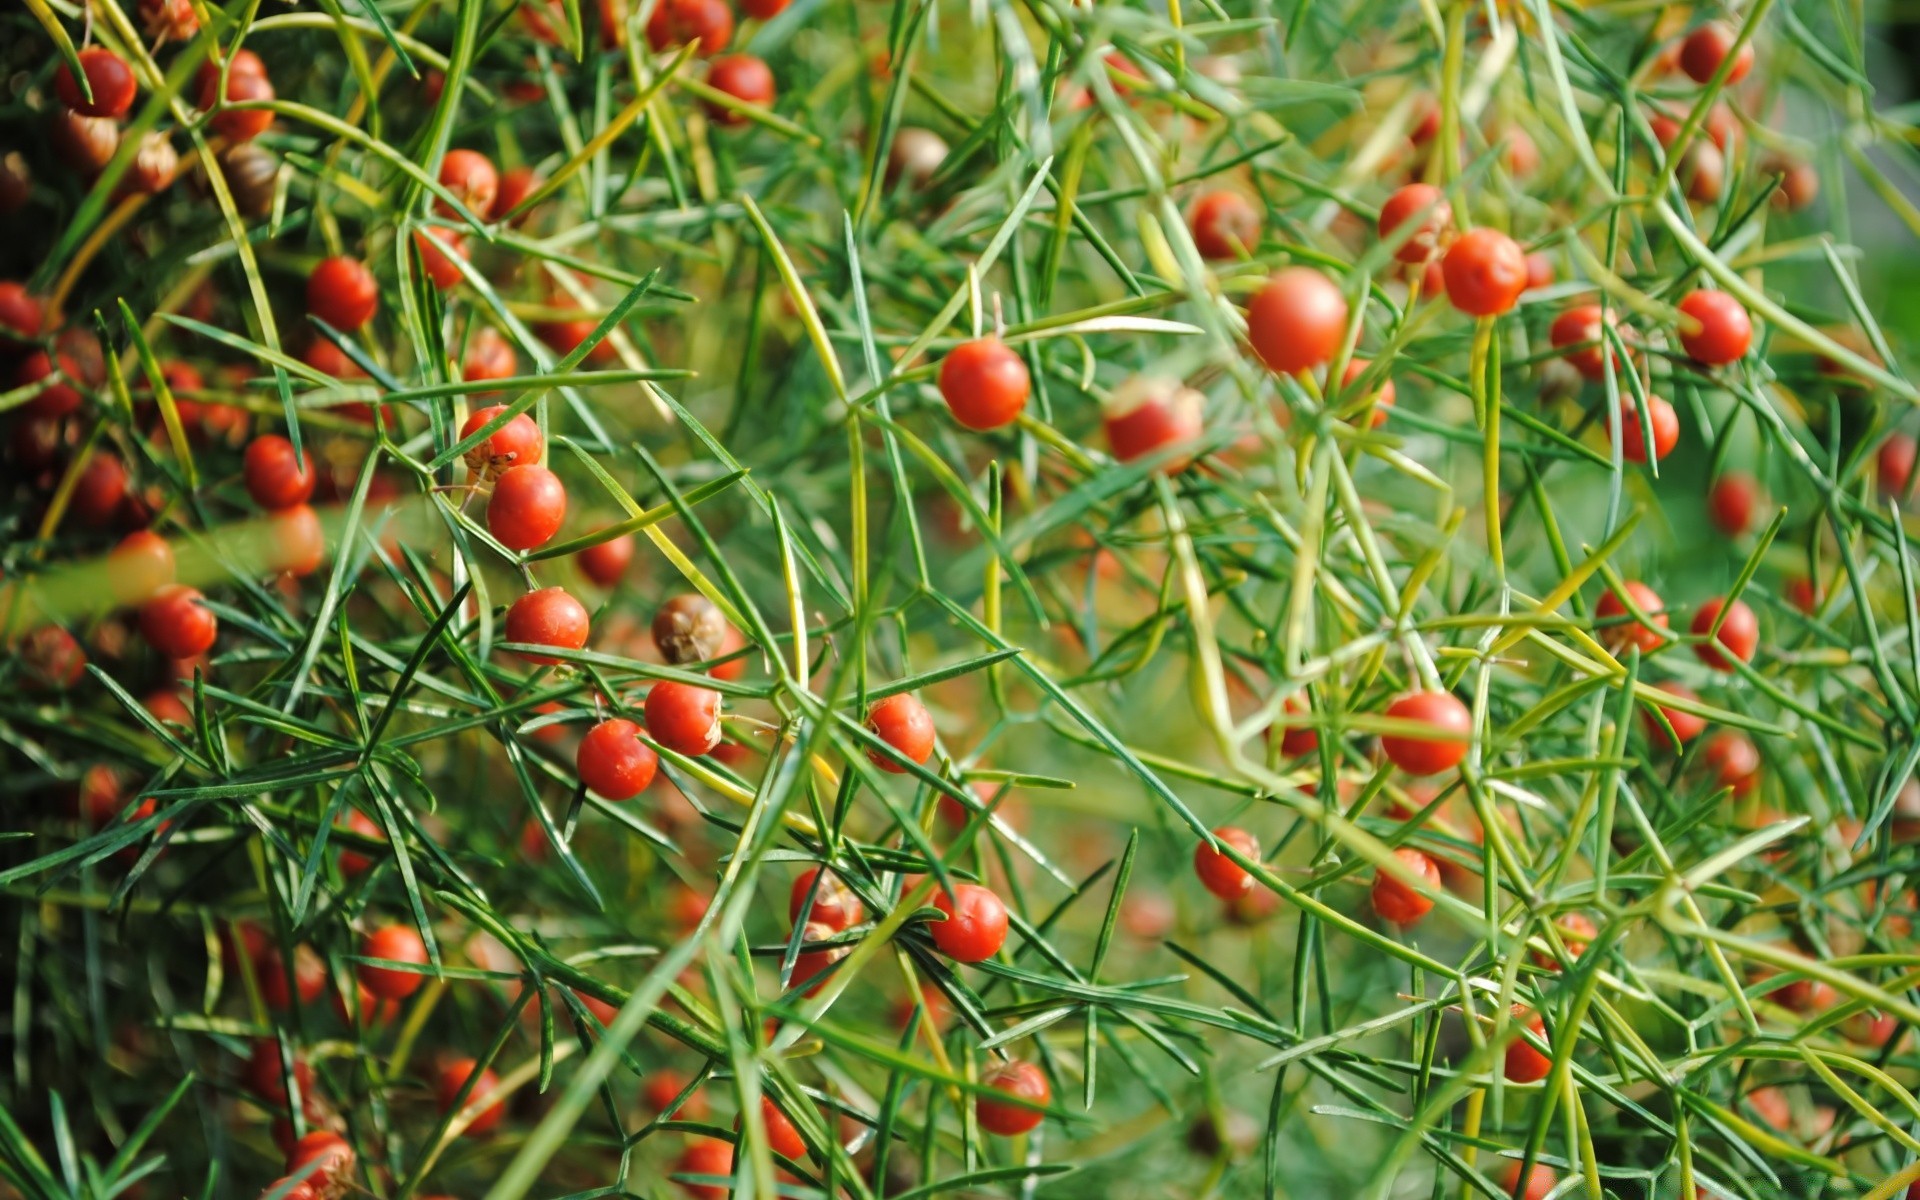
top-left (504, 586), bottom-right (590, 664)
top-left (704, 55), bottom-right (775, 124)
top-left (242, 1039), bottom-right (315, 1103)
top-left (1643, 682), bottom-right (1708, 751)
top-left (464, 328), bottom-right (518, 391)
top-left (1619, 395), bottom-right (1679, 464)
top-left (976, 1059), bottom-right (1049, 1136)
top-left (337, 807), bottom-right (384, 877)
top-left (1246, 267), bottom-right (1348, 376)
top-left (270, 504), bottom-right (327, 578)
top-left (71, 451), bottom-right (127, 527)
top-left (537, 317), bottom-right (619, 365)
top-left (1881, 434), bottom-right (1915, 498)
top-left (1377, 183), bottom-right (1451, 263)
top-left (460, 404), bottom-right (544, 479)
top-left (139, 585), bottom-right (217, 659)
top-left (1380, 690), bottom-right (1472, 775)
top-left (56, 48), bottom-right (138, 119)
top-left (790, 921), bottom-right (847, 996)
top-left (577, 718), bottom-right (659, 799)
top-left (1501, 1160), bottom-right (1556, 1200)
top-left (16, 351), bottom-right (84, 419)
top-left (144, 688), bottom-right (192, 726)
top-left (1595, 580), bottom-right (1667, 655)
top-left (741, 0), bottom-right (788, 18)
top-left (110, 530), bottom-right (176, 606)
top-left (1188, 190), bottom-right (1262, 260)
top-left (495, 166), bottom-right (541, 223)
top-left (1707, 472), bottom-right (1760, 537)
top-left (1339, 357), bottom-right (1395, 427)
top-left (1503, 1010), bottom-right (1552, 1083)
top-left (243, 435), bottom-right (316, 510)
top-left (645, 680), bottom-right (724, 756)
top-left (1767, 155), bottom-right (1819, 213)
top-left (1679, 21), bottom-right (1753, 85)
top-left (744, 1095), bottom-right (808, 1160)
top-left (487, 464), bottom-right (567, 551)
top-left (866, 692), bottom-right (935, 773)
top-left (436, 1058), bottom-right (505, 1135)
top-left (1532, 911), bottom-right (1597, 970)
top-left (937, 338), bottom-right (1030, 431)
top-left (307, 257), bottom-right (378, 332)
top-left (1524, 252), bottom-right (1554, 291)
top-left (140, 0), bottom-right (199, 41)
top-left (202, 67), bottom-right (276, 142)
top-left (1193, 826), bottom-right (1259, 901)
top-left (1677, 290), bottom-right (1751, 365)
top-left (1548, 304), bottom-right (1624, 380)
top-left (284, 1131), bottom-right (355, 1199)
top-left (438, 149), bottom-right (499, 218)
top-left (1703, 730), bottom-right (1760, 796)
top-left (414, 230), bottom-right (469, 290)
top-left (577, 532), bottom-right (635, 586)
top-left (646, 0), bottom-right (733, 53)
top-left (0, 281), bottom-right (44, 343)
top-left (21, 625), bottom-right (86, 691)
top-left (929, 882), bottom-right (1008, 962)
top-left (1370, 847), bottom-right (1441, 926)
top-left (1103, 376), bottom-right (1203, 471)
top-left (789, 867), bottom-right (864, 930)
top-left (673, 1139), bottom-right (734, 1200)
top-left (1278, 695), bottom-right (1318, 757)
top-left (1691, 596), bottom-right (1758, 671)
top-left (1442, 228), bottom-right (1528, 317)
top-left (357, 923), bottom-right (428, 1000)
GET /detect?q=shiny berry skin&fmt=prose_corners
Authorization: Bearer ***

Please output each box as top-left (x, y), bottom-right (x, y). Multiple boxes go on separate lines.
top-left (1502, 1160), bottom-right (1556, 1200)
top-left (1619, 395), bottom-right (1679, 465)
top-left (1691, 596), bottom-right (1758, 671)
top-left (284, 1131), bottom-right (355, 1199)
top-left (1504, 1010), bottom-right (1552, 1083)
top-left (1880, 434), bottom-right (1915, 497)
top-left (243, 435), bottom-right (316, 509)
top-left (1643, 682), bottom-right (1707, 751)
top-left (672, 1139), bottom-right (734, 1200)
top-left (17, 351), bottom-right (84, 419)
top-left (577, 533), bottom-right (634, 586)
top-left (1707, 472), bottom-right (1760, 537)
top-left (464, 328), bottom-right (518, 391)
top-left (71, 452), bottom-right (127, 527)
top-left (1677, 290), bottom-right (1751, 365)
top-left (1442, 228), bottom-right (1528, 317)
top-left (139, 585), bottom-right (217, 659)
top-left (56, 48), bottom-right (138, 118)
top-left (704, 55), bottom-right (775, 124)
top-left (976, 1059), bottom-right (1050, 1136)
top-left (460, 404), bottom-right (544, 479)
top-left (203, 68), bottom-right (276, 142)
top-left (646, 0), bottom-right (733, 54)
top-left (1339, 357), bottom-right (1395, 427)
top-left (789, 867), bottom-right (864, 930)
top-left (1679, 21), bottom-right (1753, 85)
top-left (744, 1096), bottom-right (808, 1160)
top-left (307, 257), bottom-right (378, 331)
top-left (1188, 190), bottom-right (1262, 260)
top-left (645, 680), bottom-right (724, 756)
top-left (1370, 847), bottom-right (1441, 926)
top-left (1704, 730), bottom-right (1761, 796)
top-left (0, 281), bottom-right (44, 343)
top-left (438, 149), bottom-right (499, 218)
top-left (1104, 376), bottom-right (1203, 471)
top-left (504, 586), bottom-right (590, 664)
top-left (414, 230), bottom-right (468, 289)
top-left (1380, 691), bottom-right (1472, 776)
top-left (929, 883), bottom-right (1008, 962)
top-left (1548, 304), bottom-right (1623, 380)
top-left (1377, 182), bottom-right (1451, 263)
top-left (937, 338), bottom-right (1030, 431)
top-left (487, 464), bottom-right (567, 551)
top-left (436, 1058), bottom-right (505, 1135)
top-left (866, 692), bottom-right (935, 773)
top-left (109, 530), bottom-right (176, 606)
top-left (1193, 826), bottom-right (1259, 900)
top-left (357, 923), bottom-right (429, 1000)
top-left (789, 921), bottom-right (846, 996)
top-left (577, 718), bottom-right (659, 799)
top-left (1595, 580), bottom-right (1667, 655)
top-left (270, 504), bottom-right (326, 577)
top-left (1246, 267), bottom-right (1348, 376)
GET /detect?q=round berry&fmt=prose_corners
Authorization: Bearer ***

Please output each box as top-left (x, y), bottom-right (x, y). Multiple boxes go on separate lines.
top-left (1595, 580), bottom-right (1667, 655)
top-left (789, 867), bottom-right (864, 930)
top-left (22, 626), bottom-right (87, 691)
top-left (337, 807), bottom-right (385, 877)
top-left (436, 1058), bottom-right (505, 1135)
top-left (414, 230), bottom-right (468, 290)
top-left (1679, 21), bottom-right (1754, 85)
top-left (1703, 730), bottom-right (1760, 796)
top-left (1370, 847), bottom-right (1441, 926)
top-left (1676, 289), bottom-right (1751, 366)
top-left (0, 281), bottom-right (44, 343)
top-left (928, 883), bottom-right (1008, 963)
top-left (747, 1096), bottom-right (808, 1160)
top-left (1619, 395), bottom-right (1679, 465)
top-left (646, 0), bottom-right (733, 54)
top-left (577, 718), bottom-right (659, 799)
top-left (1643, 682), bottom-right (1708, 751)
top-left (704, 55), bottom-right (775, 125)
top-left (438, 149), bottom-right (499, 218)
top-left (1533, 911), bottom-right (1597, 970)
top-left (270, 504), bottom-right (326, 578)
top-left (1377, 183), bottom-right (1451, 264)
top-left (645, 680), bottom-right (724, 756)
top-left (243, 435), bottom-right (316, 510)
top-left (464, 328), bottom-right (518, 391)
top-left (487, 464), bottom-right (568, 551)
top-left (1691, 596), bottom-right (1758, 671)
top-left (653, 593), bottom-right (729, 665)
top-left (866, 692), bottom-right (935, 773)
top-left (1339, 357), bottom-right (1395, 427)
top-left (139, 585), bottom-right (217, 659)
top-left (495, 166), bottom-right (540, 224)
top-left (1104, 376), bottom-right (1203, 471)
top-left (1188, 190), bottom-right (1262, 260)
top-left (307, 257), bottom-right (379, 332)
top-left (937, 338), bottom-right (1030, 432)
top-left (1503, 1010), bottom-right (1552, 1083)
top-left (1880, 434), bottom-right (1915, 498)
top-left (504, 586), bottom-right (590, 664)
top-left (1379, 690), bottom-right (1472, 776)
top-left (1548, 304), bottom-right (1624, 381)
top-left (1279, 695), bottom-right (1318, 757)
top-left (672, 1139), bottom-right (734, 1200)
top-left (1707, 472), bottom-right (1760, 537)
top-left (357, 924), bottom-right (428, 1000)
top-left (284, 1131), bottom-right (355, 1199)
top-left (1442, 227), bottom-right (1527, 317)
top-left (202, 67), bottom-right (276, 142)
top-left (1502, 1160), bottom-right (1556, 1200)
top-left (577, 533), bottom-right (635, 586)
top-left (71, 452), bottom-right (127, 527)
top-left (1246, 267), bottom-right (1348, 376)
top-left (1767, 155), bottom-right (1819, 213)
top-left (976, 1059), bottom-right (1049, 1136)
top-left (56, 48), bottom-right (138, 119)
top-left (790, 921), bottom-right (849, 996)
top-left (460, 404), bottom-right (544, 479)
top-left (1193, 826), bottom-right (1259, 901)
top-left (109, 530), bottom-right (175, 607)
top-left (16, 351), bottom-right (84, 420)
